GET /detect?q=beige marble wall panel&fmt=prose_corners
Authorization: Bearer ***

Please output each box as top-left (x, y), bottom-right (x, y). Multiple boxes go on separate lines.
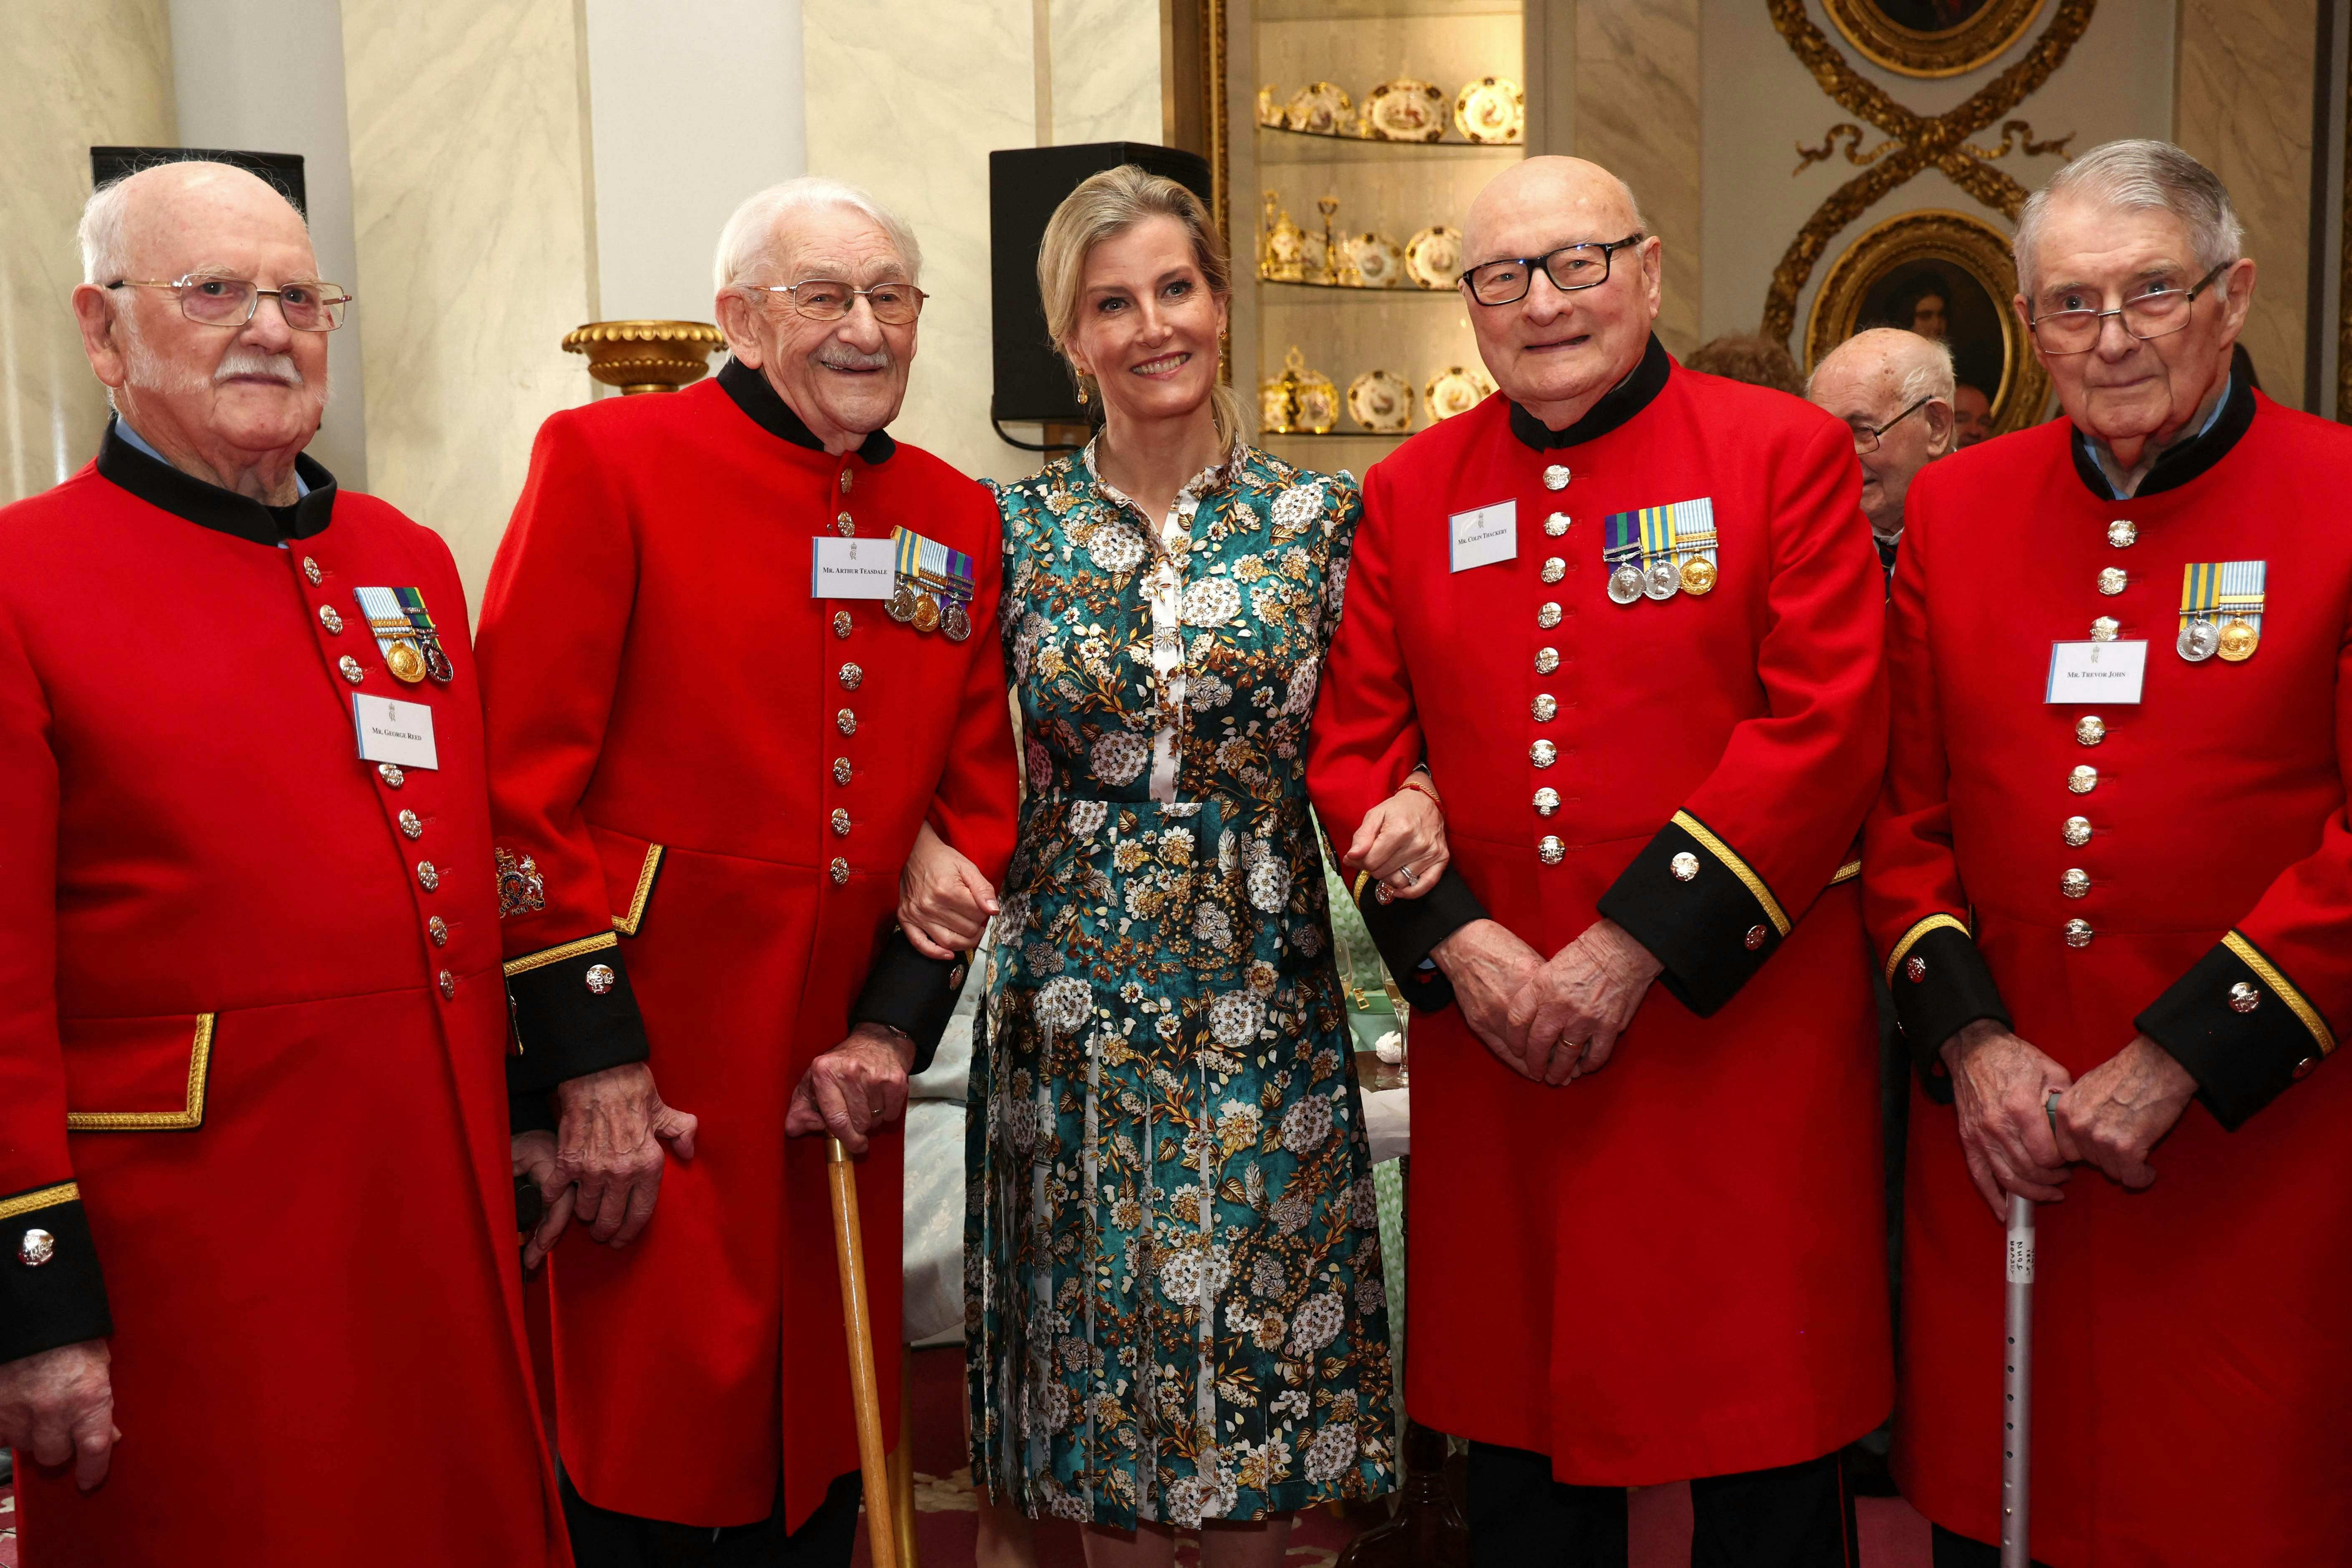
top-left (805, 0), bottom-right (1038, 484)
top-left (1575, 0), bottom-right (1700, 356)
top-left (2177, 0), bottom-right (2319, 396)
top-left (0, 0), bottom-right (175, 503)
top-left (1050, 0), bottom-right (1163, 146)
top-left (340, 0), bottom-right (598, 612)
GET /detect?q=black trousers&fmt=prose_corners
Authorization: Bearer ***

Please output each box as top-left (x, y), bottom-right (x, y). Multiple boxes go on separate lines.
top-left (1929, 1523), bottom-right (2052, 1568)
top-left (561, 1468), bottom-right (864, 1568)
top-left (1466, 1442), bottom-right (1858, 1568)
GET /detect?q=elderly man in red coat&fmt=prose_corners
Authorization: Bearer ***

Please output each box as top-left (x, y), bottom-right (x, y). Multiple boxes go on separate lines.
top-left (1869, 139), bottom-right (2352, 1568)
top-left (1307, 156), bottom-right (1890, 1565)
top-left (479, 176), bottom-right (1020, 1566)
top-left (0, 161), bottom-right (569, 1565)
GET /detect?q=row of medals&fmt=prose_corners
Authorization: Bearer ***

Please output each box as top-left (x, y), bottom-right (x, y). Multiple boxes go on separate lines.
top-left (2178, 614), bottom-right (2255, 663)
top-left (1607, 553), bottom-right (1717, 605)
top-left (886, 577), bottom-right (972, 642)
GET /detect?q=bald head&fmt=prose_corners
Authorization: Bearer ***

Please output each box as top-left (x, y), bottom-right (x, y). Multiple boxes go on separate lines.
top-left (1808, 328), bottom-right (1956, 539)
top-left (1808, 328), bottom-right (1954, 412)
top-left (80, 160), bottom-right (313, 288)
top-left (1461, 157), bottom-right (1646, 274)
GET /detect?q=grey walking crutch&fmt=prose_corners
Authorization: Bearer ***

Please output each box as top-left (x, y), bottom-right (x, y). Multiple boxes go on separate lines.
top-left (2001, 1184), bottom-right (2038, 1568)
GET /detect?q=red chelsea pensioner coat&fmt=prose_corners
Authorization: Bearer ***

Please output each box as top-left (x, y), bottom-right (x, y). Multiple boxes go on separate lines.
top-left (477, 358), bottom-right (1020, 1530)
top-left (1307, 336), bottom-right (1893, 1483)
top-left (1867, 382), bottom-right (2352, 1565)
top-left (0, 429), bottom-right (568, 1565)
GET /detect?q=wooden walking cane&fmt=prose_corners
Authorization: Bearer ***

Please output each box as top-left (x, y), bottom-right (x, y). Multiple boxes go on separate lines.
top-left (830, 1136), bottom-right (900, 1568)
top-left (2001, 1189), bottom-right (2037, 1568)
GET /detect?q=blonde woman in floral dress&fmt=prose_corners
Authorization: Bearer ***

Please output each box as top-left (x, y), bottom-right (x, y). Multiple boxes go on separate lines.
top-left (896, 166), bottom-right (1448, 1567)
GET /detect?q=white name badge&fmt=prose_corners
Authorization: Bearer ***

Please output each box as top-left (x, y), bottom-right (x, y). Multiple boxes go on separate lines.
top-left (1448, 500), bottom-right (1517, 572)
top-left (353, 694), bottom-right (439, 770)
top-left (2045, 639), bottom-right (2148, 705)
top-left (811, 536), bottom-right (896, 600)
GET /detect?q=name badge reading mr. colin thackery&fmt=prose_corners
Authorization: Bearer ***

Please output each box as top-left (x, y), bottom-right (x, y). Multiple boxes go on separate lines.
top-left (1449, 500), bottom-right (1517, 572)
top-left (2046, 639), bottom-right (2148, 705)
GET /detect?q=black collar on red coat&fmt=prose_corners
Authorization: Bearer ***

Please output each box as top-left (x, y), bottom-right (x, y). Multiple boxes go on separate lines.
top-left (717, 355), bottom-right (897, 464)
top-left (1505, 333), bottom-right (1672, 451)
top-left (95, 418), bottom-right (337, 546)
top-left (2069, 370), bottom-right (2254, 501)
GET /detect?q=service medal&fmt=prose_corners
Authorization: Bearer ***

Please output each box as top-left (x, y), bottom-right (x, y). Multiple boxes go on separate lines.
top-left (384, 640), bottom-right (429, 683)
top-left (887, 583), bottom-right (918, 623)
top-left (2217, 618), bottom-right (2259, 662)
top-left (2179, 559), bottom-right (2264, 666)
top-left (942, 602), bottom-right (972, 642)
top-left (1607, 564), bottom-right (1644, 604)
top-left (2178, 619), bottom-right (2218, 662)
top-left (912, 592), bottom-right (941, 633)
top-left (354, 586), bottom-right (431, 684)
top-left (1642, 559), bottom-right (1680, 600)
top-left (1679, 556), bottom-right (1717, 595)
top-left (394, 587), bottom-right (455, 683)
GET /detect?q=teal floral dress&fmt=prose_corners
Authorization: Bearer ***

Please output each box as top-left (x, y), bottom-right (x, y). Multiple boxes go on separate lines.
top-left (965, 441), bottom-right (1396, 1529)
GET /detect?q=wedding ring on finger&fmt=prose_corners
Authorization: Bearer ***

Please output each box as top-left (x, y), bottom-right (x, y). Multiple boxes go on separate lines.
top-left (1393, 863), bottom-right (1418, 886)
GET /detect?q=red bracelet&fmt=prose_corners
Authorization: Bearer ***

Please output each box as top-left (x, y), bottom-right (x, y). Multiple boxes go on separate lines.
top-left (1396, 778), bottom-right (1442, 811)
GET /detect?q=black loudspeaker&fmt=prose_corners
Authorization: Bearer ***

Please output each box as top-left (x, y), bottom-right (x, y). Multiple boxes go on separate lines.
top-left (91, 146), bottom-right (308, 217)
top-left (989, 142), bottom-right (1214, 426)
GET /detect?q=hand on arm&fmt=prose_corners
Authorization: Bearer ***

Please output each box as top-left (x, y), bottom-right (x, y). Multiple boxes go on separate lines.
top-left (898, 819), bottom-right (999, 960)
top-left (785, 1023), bottom-right (916, 1155)
top-left (0, 1340), bottom-right (118, 1491)
top-left (1940, 1019), bottom-right (2073, 1216)
top-left (552, 1061), bottom-right (699, 1248)
top-left (1431, 920), bottom-right (1547, 1078)
top-left (1509, 919), bottom-right (1663, 1084)
top-left (1343, 776), bottom-right (1449, 902)
top-left (2050, 1034), bottom-right (2197, 1191)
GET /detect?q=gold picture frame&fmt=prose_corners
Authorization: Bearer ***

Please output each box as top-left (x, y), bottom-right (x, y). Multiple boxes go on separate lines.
top-left (1821, 0), bottom-right (2047, 78)
top-left (1804, 208), bottom-right (2050, 436)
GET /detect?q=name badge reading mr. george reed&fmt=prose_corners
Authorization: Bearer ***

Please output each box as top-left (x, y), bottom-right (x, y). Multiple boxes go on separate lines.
top-left (1602, 499), bottom-right (1717, 605)
top-left (354, 586), bottom-right (454, 684)
top-left (887, 526), bottom-right (975, 641)
top-left (353, 693), bottom-right (439, 769)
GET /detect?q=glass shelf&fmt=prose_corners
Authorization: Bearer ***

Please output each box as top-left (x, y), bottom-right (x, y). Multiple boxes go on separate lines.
top-left (1253, 124), bottom-right (1520, 164)
top-left (1257, 0), bottom-right (1519, 19)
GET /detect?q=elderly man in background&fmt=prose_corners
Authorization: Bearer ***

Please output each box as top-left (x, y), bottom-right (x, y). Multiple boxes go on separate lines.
top-left (1310, 156), bottom-right (1890, 1566)
top-left (1808, 328), bottom-right (1956, 579)
top-left (478, 177), bottom-right (1019, 1567)
top-left (0, 161), bottom-right (568, 1565)
top-left (1870, 138), bottom-right (2352, 1565)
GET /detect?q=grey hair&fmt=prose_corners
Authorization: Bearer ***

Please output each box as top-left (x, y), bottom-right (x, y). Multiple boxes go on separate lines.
top-left (1807, 326), bottom-right (1953, 408)
top-left (81, 159), bottom-right (311, 285)
top-left (712, 177), bottom-right (922, 295)
top-left (1897, 336), bottom-right (1956, 407)
top-left (2013, 139), bottom-right (2243, 298)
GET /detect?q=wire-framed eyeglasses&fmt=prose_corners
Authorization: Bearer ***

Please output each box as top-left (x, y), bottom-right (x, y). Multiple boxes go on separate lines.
top-left (106, 275), bottom-right (351, 332)
top-left (1459, 234), bottom-right (1646, 307)
top-left (2027, 259), bottom-right (2234, 355)
top-left (1852, 395), bottom-right (1933, 454)
top-left (750, 278), bottom-right (927, 325)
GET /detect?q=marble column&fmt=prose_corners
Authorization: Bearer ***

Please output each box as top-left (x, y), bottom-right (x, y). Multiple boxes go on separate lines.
top-left (0, 0), bottom-right (175, 505)
top-left (1574, 0), bottom-right (1701, 357)
top-left (338, 0), bottom-right (599, 611)
top-left (2176, 0), bottom-right (2321, 399)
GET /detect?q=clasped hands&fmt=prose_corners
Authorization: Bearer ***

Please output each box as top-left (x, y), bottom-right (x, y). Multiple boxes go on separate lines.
top-left (1433, 917), bottom-right (1664, 1086)
top-left (1938, 1018), bottom-right (2199, 1218)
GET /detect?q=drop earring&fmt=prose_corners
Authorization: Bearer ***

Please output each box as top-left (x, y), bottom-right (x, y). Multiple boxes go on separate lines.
top-left (1076, 378), bottom-right (1089, 406)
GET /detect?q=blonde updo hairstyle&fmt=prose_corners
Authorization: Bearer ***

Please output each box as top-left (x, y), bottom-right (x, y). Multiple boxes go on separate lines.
top-left (1036, 164), bottom-right (1241, 444)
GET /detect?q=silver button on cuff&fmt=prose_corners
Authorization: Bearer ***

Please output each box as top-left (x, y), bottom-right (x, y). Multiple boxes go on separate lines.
top-left (1904, 954), bottom-right (1928, 983)
top-left (1744, 924), bottom-right (1767, 951)
top-left (1670, 852), bottom-right (1700, 882)
top-left (586, 963), bottom-right (617, 995)
top-left (18, 1228), bottom-right (56, 1267)
top-left (2228, 981), bottom-right (2260, 1013)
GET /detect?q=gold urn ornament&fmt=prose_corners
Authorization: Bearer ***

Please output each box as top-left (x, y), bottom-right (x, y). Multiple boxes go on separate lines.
top-left (563, 320), bottom-right (726, 395)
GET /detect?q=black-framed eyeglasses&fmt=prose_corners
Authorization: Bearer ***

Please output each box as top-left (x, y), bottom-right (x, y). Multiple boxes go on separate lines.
top-left (1852, 396), bottom-right (1933, 454)
top-left (2027, 258), bottom-right (2234, 355)
top-left (106, 274), bottom-right (351, 332)
top-left (1459, 234), bottom-right (1646, 307)
top-left (751, 278), bottom-right (926, 325)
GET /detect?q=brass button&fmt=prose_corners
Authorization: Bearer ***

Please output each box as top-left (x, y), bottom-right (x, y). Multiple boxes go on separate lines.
top-left (1537, 835), bottom-right (1565, 865)
top-left (833, 756), bottom-right (852, 786)
top-left (2075, 715), bottom-right (2105, 746)
top-left (399, 809), bottom-right (423, 840)
top-left (1540, 557), bottom-right (1566, 584)
top-left (831, 807), bottom-right (852, 837)
top-left (1530, 740), bottom-right (1557, 767)
top-left (2097, 567), bottom-right (2127, 595)
top-left (1543, 464), bottom-right (1570, 491)
top-left (1534, 647), bottom-right (1560, 675)
top-left (840, 469), bottom-right (853, 494)
top-left (829, 856), bottom-right (850, 885)
top-left (836, 708), bottom-right (858, 736)
top-left (1744, 924), bottom-right (1767, 951)
top-left (18, 1228), bottom-right (56, 1267)
top-left (428, 915), bottom-right (449, 947)
top-left (340, 654), bottom-right (365, 684)
top-left (302, 556), bottom-right (323, 585)
top-left (1545, 512), bottom-right (1570, 537)
top-left (2063, 815), bottom-right (2092, 847)
top-left (2067, 765), bottom-right (2098, 794)
top-left (2292, 1056), bottom-right (2317, 1080)
top-left (379, 763), bottom-right (405, 789)
top-left (2064, 918), bottom-right (2093, 948)
top-left (417, 860), bottom-right (440, 892)
top-left (319, 605), bottom-right (344, 634)
top-left (2228, 981), bottom-right (2260, 1013)
top-left (1533, 787), bottom-right (1560, 815)
top-left (438, 969), bottom-right (456, 999)
top-left (1904, 953), bottom-right (1928, 983)
top-left (585, 963), bottom-right (617, 996)
top-left (835, 510), bottom-right (855, 537)
top-left (1532, 694), bottom-right (1557, 722)
top-left (1670, 852), bottom-right (1699, 882)
top-left (2090, 617), bottom-right (2120, 642)
top-left (2060, 867), bottom-right (2090, 898)
top-left (2107, 519), bottom-right (2137, 548)
top-left (833, 610), bottom-right (853, 639)
top-left (839, 663), bottom-right (863, 691)
top-left (1537, 601), bottom-right (1562, 630)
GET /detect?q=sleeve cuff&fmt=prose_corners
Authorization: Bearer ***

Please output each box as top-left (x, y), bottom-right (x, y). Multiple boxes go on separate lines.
top-left (1350, 864), bottom-right (1486, 1013)
top-left (503, 933), bottom-right (652, 1095)
top-left (1884, 915), bottom-right (2009, 1099)
top-left (1596, 810), bottom-right (1788, 1018)
top-left (849, 930), bottom-right (975, 1077)
top-left (0, 1184), bottom-right (112, 1363)
top-left (2137, 931), bottom-right (2337, 1132)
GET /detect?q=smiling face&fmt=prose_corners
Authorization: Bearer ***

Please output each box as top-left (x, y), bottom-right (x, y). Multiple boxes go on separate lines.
top-left (717, 202), bottom-right (917, 450)
top-left (1062, 214), bottom-right (1229, 431)
top-left (2016, 196), bottom-right (2253, 451)
top-left (1458, 157), bottom-right (1661, 423)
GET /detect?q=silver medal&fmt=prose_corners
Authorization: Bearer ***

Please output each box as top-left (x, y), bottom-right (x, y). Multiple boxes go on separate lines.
top-left (1642, 559), bottom-right (1680, 600)
top-left (1607, 564), bottom-right (1644, 604)
top-left (2178, 618), bottom-right (2218, 662)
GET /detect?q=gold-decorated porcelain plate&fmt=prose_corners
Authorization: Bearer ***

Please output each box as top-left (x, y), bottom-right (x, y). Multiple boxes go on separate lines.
top-left (1404, 225), bottom-right (1463, 290)
top-left (1345, 232), bottom-right (1407, 289)
top-left (1256, 85), bottom-right (1285, 128)
top-left (1362, 78), bottom-right (1447, 142)
top-left (1425, 365), bottom-right (1496, 423)
top-left (1454, 76), bottom-right (1524, 144)
top-left (1347, 370), bottom-right (1415, 433)
top-left (1284, 81), bottom-right (1354, 136)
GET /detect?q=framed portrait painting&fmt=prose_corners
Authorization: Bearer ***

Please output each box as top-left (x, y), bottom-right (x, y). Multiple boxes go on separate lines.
top-left (1821, 0), bottom-right (2046, 77)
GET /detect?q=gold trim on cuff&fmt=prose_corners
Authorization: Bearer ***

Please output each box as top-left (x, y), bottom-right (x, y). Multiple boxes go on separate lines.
top-left (1829, 859), bottom-right (1862, 886)
top-left (610, 845), bottom-right (665, 936)
top-left (2223, 930), bottom-right (2338, 1056)
top-left (68, 1014), bottom-right (214, 1131)
top-left (503, 930), bottom-right (619, 978)
top-left (1670, 810), bottom-right (1791, 936)
top-left (1884, 913), bottom-right (1970, 985)
top-left (0, 1181), bottom-right (81, 1223)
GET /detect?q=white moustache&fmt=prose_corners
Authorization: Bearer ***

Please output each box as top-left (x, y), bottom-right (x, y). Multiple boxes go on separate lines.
top-left (817, 348), bottom-right (893, 371)
top-left (215, 348), bottom-right (305, 386)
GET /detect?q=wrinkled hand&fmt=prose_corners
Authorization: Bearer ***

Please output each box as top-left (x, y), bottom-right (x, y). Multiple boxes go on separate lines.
top-left (512, 1129), bottom-right (577, 1271)
top-left (1509, 919), bottom-right (1663, 1084)
top-left (785, 1023), bottom-right (917, 1155)
top-left (1431, 919), bottom-right (1548, 1079)
top-left (899, 819), bottom-right (999, 960)
top-left (1344, 781), bottom-right (1449, 902)
top-left (553, 1061), bottom-right (699, 1248)
top-left (1941, 1020), bottom-right (2072, 1217)
top-left (2051, 1034), bottom-right (2196, 1192)
top-left (0, 1339), bottom-right (118, 1491)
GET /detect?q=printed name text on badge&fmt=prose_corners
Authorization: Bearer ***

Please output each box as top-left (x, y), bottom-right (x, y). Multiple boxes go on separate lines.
top-left (354, 694), bottom-right (440, 769)
top-left (1449, 500), bottom-right (1517, 572)
top-left (812, 536), bottom-right (897, 599)
top-left (2046, 639), bottom-right (2148, 704)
